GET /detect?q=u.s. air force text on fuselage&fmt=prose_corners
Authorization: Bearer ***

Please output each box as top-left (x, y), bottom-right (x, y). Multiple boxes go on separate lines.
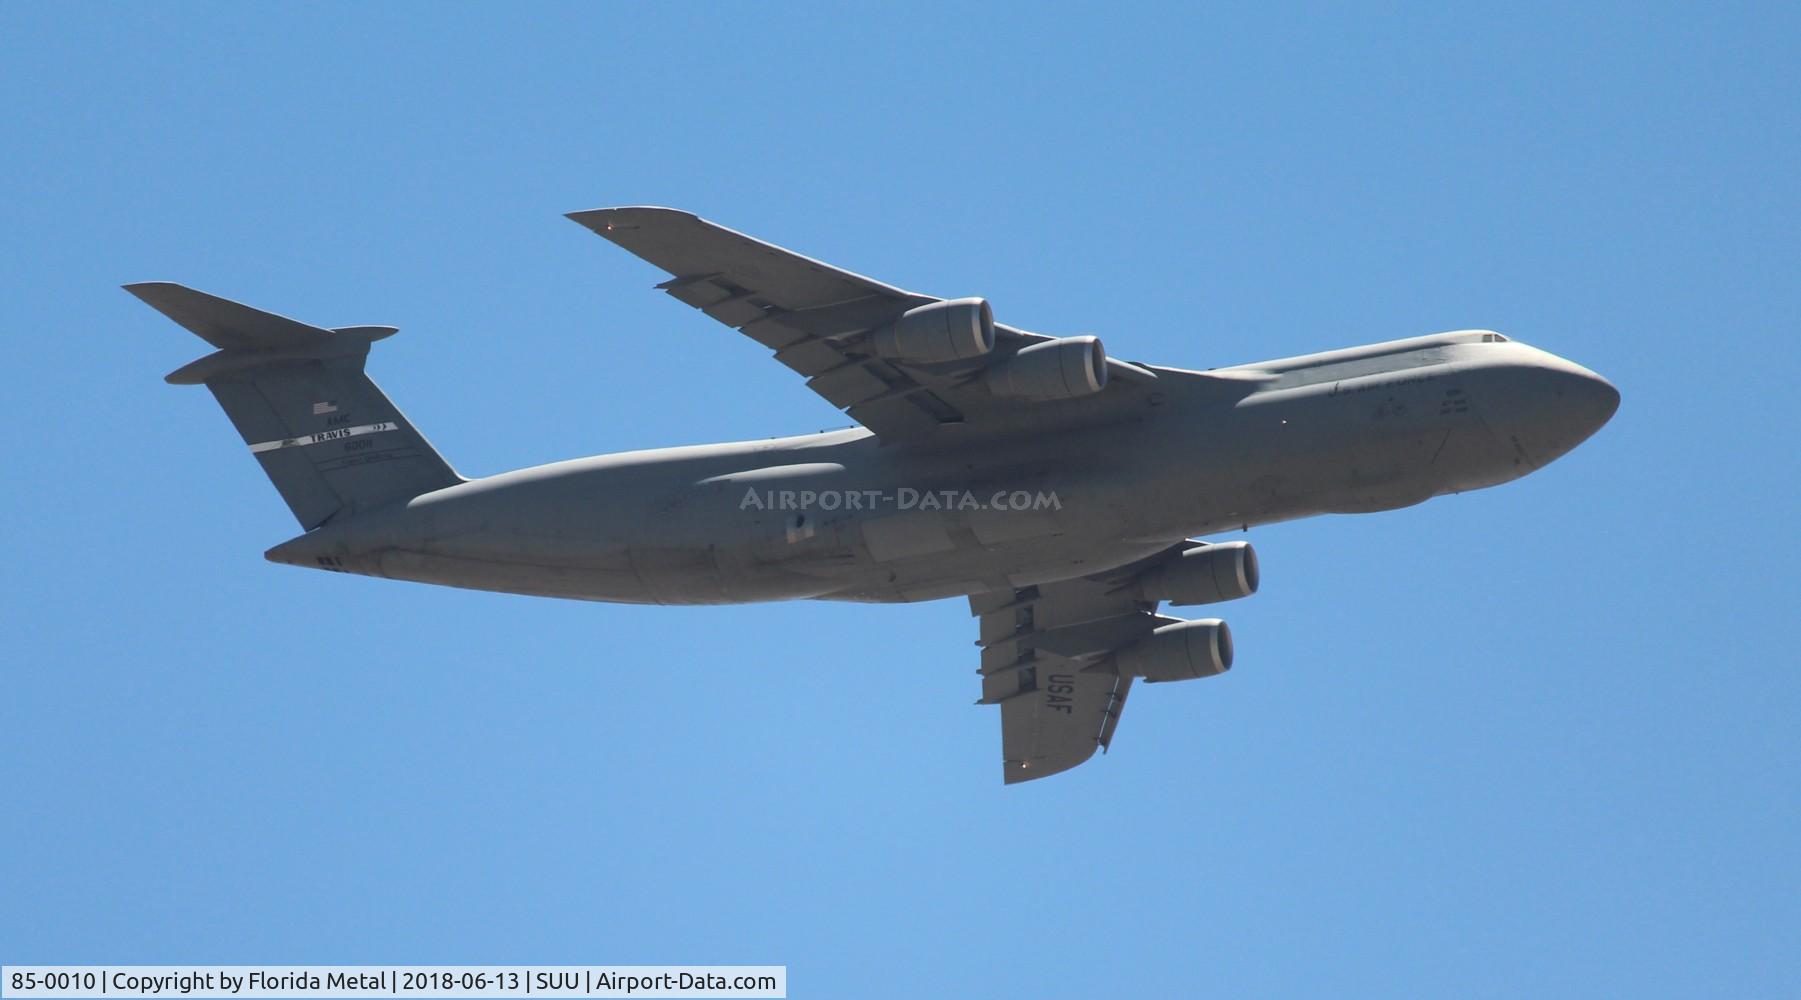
top-left (129, 207), bottom-right (1617, 783)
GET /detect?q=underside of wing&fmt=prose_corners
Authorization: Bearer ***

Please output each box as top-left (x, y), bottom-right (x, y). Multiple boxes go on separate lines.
top-left (969, 540), bottom-right (1257, 783)
top-left (972, 578), bottom-right (1156, 784)
top-left (567, 207), bottom-right (1162, 442)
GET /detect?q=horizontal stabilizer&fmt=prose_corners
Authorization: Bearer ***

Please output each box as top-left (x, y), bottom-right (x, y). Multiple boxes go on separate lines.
top-left (125, 283), bottom-right (401, 385)
top-left (124, 281), bottom-right (377, 350)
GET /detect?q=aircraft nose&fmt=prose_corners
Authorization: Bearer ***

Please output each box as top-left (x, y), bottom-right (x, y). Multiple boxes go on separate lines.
top-left (1573, 368), bottom-right (1621, 429)
top-left (1507, 358), bottom-right (1619, 469)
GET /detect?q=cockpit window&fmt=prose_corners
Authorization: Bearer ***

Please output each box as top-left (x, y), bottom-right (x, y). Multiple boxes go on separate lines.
top-left (1481, 333), bottom-right (1509, 343)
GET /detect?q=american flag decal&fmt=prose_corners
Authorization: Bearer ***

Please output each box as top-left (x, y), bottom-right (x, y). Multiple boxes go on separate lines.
top-left (312, 401), bottom-right (338, 415)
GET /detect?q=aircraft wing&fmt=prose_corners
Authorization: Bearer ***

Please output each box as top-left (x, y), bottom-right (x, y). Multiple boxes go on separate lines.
top-left (970, 548), bottom-right (1190, 784)
top-left (566, 206), bottom-right (1153, 442)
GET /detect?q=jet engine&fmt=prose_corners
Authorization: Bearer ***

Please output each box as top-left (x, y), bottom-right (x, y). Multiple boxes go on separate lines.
top-left (985, 336), bottom-right (1109, 400)
top-left (1136, 542), bottom-right (1259, 606)
top-left (1116, 619), bottom-right (1233, 682)
top-left (870, 298), bottom-right (995, 364)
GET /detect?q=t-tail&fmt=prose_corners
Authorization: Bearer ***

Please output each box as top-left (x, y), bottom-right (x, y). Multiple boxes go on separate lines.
top-left (128, 282), bottom-right (462, 530)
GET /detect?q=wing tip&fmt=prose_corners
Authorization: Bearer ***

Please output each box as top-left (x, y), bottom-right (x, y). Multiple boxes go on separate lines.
top-left (121, 280), bottom-right (185, 300)
top-left (1003, 758), bottom-right (1063, 785)
top-left (565, 205), bottom-right (700, 233)
top-left (1003, 744), bottom-right (1104, 785)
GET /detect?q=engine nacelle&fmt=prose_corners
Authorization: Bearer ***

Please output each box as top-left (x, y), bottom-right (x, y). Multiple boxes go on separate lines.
top-left (1136, 542), bottom-right (1259, 606)
top-left (984, 335), bottom-right (1108, 401)
top-left (1116, 619), bottom-right (1233, 683)
top-left (870, 298), bottom-right (995, 364)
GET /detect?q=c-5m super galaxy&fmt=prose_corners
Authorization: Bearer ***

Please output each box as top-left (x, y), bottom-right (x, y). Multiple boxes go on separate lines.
top-left (129, 207), bottom-right (1618, 783)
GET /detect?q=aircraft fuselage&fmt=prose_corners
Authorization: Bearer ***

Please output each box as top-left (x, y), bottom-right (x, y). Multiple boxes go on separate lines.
top-left (267, 330), bottom-right (1617, 605)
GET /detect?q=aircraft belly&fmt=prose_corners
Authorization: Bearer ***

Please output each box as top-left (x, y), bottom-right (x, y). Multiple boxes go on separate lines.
top-left (374, 549), bottom-right (658, 603)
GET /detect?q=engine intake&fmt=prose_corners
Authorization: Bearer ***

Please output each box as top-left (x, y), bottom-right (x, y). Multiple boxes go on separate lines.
top-left (1136, 542), bottom-right (1259, 606)
top-left (870, 298), bottom-right (995, 364)
top-left (985, 336), bottom-right (1108, 401)
top-left (1116, 618), bottom-right (1233, 683)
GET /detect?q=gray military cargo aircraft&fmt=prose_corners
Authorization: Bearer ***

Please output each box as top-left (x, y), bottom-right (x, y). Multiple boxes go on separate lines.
top-left (129, 207), bottom-right (1618, 783)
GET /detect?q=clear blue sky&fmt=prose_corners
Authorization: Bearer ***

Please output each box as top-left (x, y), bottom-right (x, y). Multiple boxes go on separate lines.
top-left (2, 4), bottom-right (1796, 996)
